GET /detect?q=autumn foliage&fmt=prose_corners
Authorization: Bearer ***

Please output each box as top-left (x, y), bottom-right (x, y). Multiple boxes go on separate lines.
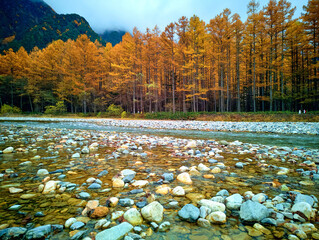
top-left (0, 0), bottom-right (318, 114)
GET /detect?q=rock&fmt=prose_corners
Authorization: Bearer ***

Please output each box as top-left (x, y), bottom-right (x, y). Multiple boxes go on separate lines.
top-left (113, 179), bottom-right (125, 188)
top-left (90, 207), bottom-right (109, 218)
top-left (65, 218), bottom-right (77, 228)
top-left (141, 201), bottom-right (163, 223)
top-left (216, 189), bottom-right (229, 197)
top-left (211, 167), bottom-right (221, 174)
top-left (177, 172), bottom-right (192, 184)
top-left (206, 211), bottom-right (226, 224)
top-left (82, 200), bottom-right (99, 216)
top-left (109, 197), bottom-right (119, 207)
top-left (235, 162), bottom-right (244, 168)
top-left (70, 230), bottom-right (86, 240)
top-left (281, 184), bottom-right (289, 191)
top-left (25, 225), bottom-right (51, 239)
top-left (0, 227), bottom-right (27, 239)
top-left (295, 194), bottom-right (316, 207)
top-left (253, 223), bottom-right (271, 235)
top-left (158, 222), bottom-right (171, 232)
top-left (88, 183), bottom-right (101, 189)
top-left (72, 153), bottom-right (80, 158)
top-left (197, 218), bottom-right (211, 228)
top-left (186, 140), bottom-right (197, 148)
top-left (155, 185), bottom-right (171, 195)
top-left (172, 186), bottom-right (185, 196)
top-left (198, 163), bottom-right (210, 171)
top-left (20, 193), bottom-right (37, 199)
top-left (239, 200), bottom-right (269, 222)
top-left (0, 224), bottom-right (9, 230)
top-left (95, 219), bottom-right (110, 229)
top-left (77, 192), bottom-right (90, 199)
top-left (3, 147), bottom-right (14, 154)
top-left (70, 221), bottom-right (85, 230)
top-left (162, 173), bottom-right (174, 182)
top-left (121, 169), bottom-right (136, 182)
top-left (37, 169), bottom-right (49, 176)
top-left (252, 193), bottom-right (267, 203)
top-left (8, 204), bottom-right (22, 211)
top-left (291, 202), bottom-right (314, 220)
top-left (81, 146), bottom-right (89, 154)
top-left (97, 170), bottom-right (109, 177)
top-left (119, 198), bottom-right (134, 207)
top-left (300, 223), bottom-right (317, 234)
top-left (95, 222), bottom-right (133, 240)
top-left (198, 199), bottom-right (226, 212)
top-left (132, 180), bottom-right (149, 188)
top-left (226, 193), bottom-right (243, 210)
top-left (35, 212), bottom-right (45, 217)
top-left (9, 187), bottom-right (23, 194)
top-left (124, 208), bottom-right (143, 226)
top-left (111, 211), bottom-right (124, 221)
top-left (178, 204), bottom-right (200, 222)
top-left (42, 180), bottom-right (59, 194)
top-left (277, 168), bottom-right (289, 175)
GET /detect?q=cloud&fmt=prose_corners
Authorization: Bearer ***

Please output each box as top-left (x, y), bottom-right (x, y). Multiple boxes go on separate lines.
top-left (44, 0), bottom-right (307, 34)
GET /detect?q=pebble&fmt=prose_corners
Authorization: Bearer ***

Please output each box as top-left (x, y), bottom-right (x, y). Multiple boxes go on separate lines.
top-left (178, 204), bottom-right (200, 222)
top-left (141, 201), bottom-right (163, 223)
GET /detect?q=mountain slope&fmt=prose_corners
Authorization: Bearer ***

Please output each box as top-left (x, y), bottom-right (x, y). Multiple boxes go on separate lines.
top-left (0, 0), bottom-right (104, 52)
top-left (100, 30), bottom-right (126, 46)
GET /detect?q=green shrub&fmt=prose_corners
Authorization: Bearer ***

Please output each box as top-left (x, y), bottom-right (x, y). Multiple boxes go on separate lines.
top-left (44, 101), bottom-right (66, 115)
top-left (121, 111), bottom-right (127, 118)
top-left (105, 104), bottom-right (124, 117)
top-left (144, 111), bottom-right (199, 120)
top-left (0, 104), bottom-right (22, 114)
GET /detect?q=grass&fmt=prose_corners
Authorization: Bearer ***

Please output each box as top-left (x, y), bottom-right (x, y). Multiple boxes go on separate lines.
top-left (1, 111), bottom-right (319, 122)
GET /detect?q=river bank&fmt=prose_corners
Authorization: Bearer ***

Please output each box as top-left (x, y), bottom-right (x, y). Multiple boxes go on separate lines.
top-left (0, 121), bottom-right (318, 239)
top-left (1, 117), bottom-right (319, 135)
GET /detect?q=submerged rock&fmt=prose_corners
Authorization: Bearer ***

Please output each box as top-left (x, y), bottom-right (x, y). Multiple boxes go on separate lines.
top-left (95, 222), bottom-right (133, 240)
top-left (178, 204), bottom-right (200, 222)
top-left (240, 200), bottom-right (269, 222)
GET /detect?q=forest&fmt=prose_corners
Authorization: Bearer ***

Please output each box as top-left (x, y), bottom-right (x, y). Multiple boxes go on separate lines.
top-left (0, 0), bottom-right (318, 114)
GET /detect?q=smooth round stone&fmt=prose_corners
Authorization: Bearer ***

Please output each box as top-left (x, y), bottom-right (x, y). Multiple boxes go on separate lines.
top-left (172, 186), bottom-right (185, 196)
top-left (206, 211), bottom-right (226, 224)
top-left (72, 153), bottom-right (80, 158)
top-left (197, 218), bottom-right (211, 228)
top-left (65, 218), bottom-right (77, 228)
top-left (77, 192), bottom-right (90, 199)
top-left (162, 173), bottom-right (174, 182)
top-left (70, 221), bottom-right (85, 230)
top-left (20, 194), bottom-right (38, 199)
top-left (35, 212), bottom-right (45, 217)
top-left (158, 222), bottom-right (171, 232)
top-left (109, 197), bottom-right (119, 207)
top-left (198, 199), bottom-right (226, 212)
top-left (9, 205), bottom-right (22, 211)
top-left (37, 169), bottom-right (49, 176)
top-left (111, 211), bottom-right (124, 221)
top-left (124, 208), bottom-right (143, 226)
top-left (198, 163), bottom-right (210, 171)
top-left (141, 201), bottom-right (163, 223)
top-left (226, 193), bottom-right (243, 210)
top-left (178, 204), bottom-right (200, 223)
top-left (42, 181), bottom-right (58, 194)
top-left (88, 183), bottom-right (101, 189)
top-left (113, 179), bottom-right (124, 188)
top-left (156, 185), bottom-right (171, 195)
top-left (177, 172), bottom-right (192, 184)
top-left (90, 207), bottom-right (109, 218)
top-left (239, 200), bottom-right (269, 222)
top-left (119, 198), bottom-right (134, 207)
top-left (3, 147), bottom-right (14, 153)
top-left (132, 180), bottom-right (149, 188)
top-left (86, 177), bottom-right (96, 183)
top-left (235, 162), bottom-right (244, 168)
top-left (9, 187), bottom-right (23, 194)
top-left (291, 202), bottom-right (313, 220)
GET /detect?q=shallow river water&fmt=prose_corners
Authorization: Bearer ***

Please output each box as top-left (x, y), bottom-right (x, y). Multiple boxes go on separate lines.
top-left (0, 119), bottom-right (318, 240)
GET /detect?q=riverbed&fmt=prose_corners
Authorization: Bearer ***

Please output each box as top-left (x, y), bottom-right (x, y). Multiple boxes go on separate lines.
top-left (0, 118), bottom-right (318, 240)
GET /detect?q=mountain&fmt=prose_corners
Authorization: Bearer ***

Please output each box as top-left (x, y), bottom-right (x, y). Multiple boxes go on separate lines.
top-left (100, 30), bottom-right (126, 46)
top-left (0, 0), bottom-right (105, 52)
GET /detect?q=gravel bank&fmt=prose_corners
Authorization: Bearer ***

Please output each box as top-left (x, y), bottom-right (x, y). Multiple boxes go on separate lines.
top-left (0, 117), bottom-right (319, 135)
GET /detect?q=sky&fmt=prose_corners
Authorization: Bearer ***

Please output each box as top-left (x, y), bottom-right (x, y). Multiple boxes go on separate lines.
top-left (44, 0), bottom-right (308, 34)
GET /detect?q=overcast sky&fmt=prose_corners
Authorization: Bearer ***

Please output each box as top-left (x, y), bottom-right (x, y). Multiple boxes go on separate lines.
top-left (44, 0), bottom-right (308, 34)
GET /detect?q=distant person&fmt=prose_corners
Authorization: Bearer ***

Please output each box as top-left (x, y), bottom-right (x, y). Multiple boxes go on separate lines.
top-left (299, 110), bottom-right (301, 114)
top-left (304, 110), bottom-right (306, 114)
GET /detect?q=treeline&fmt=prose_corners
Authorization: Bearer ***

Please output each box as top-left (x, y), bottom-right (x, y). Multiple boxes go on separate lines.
top-left (0, 0), bottom-right (318, 114)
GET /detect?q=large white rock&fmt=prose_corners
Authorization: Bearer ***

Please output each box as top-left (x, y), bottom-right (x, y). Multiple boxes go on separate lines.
top-left (3, 147), bottom-right (14, 154)
top-left (177, 172), bottom-right (192, 184)
top-left (124, 208), bottom-right (143, 226)
top-left (206, 211), bottom-right (227, 224)
top-left (42, 181), bottom-right (59, 194)
top-left (132, 180), bottom-right (149, 188)
top-left (226, 193), bottom-right (243, 210)
top-left (172, 186), bottom-right (185, 196)
top-left (185, 140), bottom-right (197, 148)
top-left (291, 202), bottom-right (315, 220)
top-left (141, 201), bottom-right (163, 223)
top-left (37, 169), bottom-right (49, 176)
top-left (198, 163), bottom-right (210, 171)
top-left (198, 199), bottom-right (226, 212)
